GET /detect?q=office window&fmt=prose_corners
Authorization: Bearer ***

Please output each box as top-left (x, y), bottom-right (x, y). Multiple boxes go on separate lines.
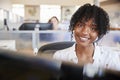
top-left (12, 4), bottom-right (24, 17)
top-left (40, 5), bottom-right (61, 23)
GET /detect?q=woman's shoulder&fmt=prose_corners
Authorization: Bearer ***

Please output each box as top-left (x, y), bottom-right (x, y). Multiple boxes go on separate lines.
top-left (53, 46), bottom-right (74, 56)
top-left (95, 45), bottom-right (120, 71)
top-left (97, 44), bottom-right (120, 55)
top-left (53, 44), bottom-right (75, 60)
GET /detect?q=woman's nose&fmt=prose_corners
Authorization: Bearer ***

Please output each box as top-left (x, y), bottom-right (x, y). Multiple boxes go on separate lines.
top-left (81, 26), bottom-right (90, 34)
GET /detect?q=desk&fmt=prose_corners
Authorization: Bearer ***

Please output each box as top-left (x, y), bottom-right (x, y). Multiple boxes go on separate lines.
top-left (0, 40), bottom-right (16, 51)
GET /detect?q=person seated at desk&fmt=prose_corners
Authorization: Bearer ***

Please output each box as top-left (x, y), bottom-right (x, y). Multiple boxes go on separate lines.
top-left (48, 16), bottom-right (60, 30)
top-left (53, 3), bottom-right (120, 71)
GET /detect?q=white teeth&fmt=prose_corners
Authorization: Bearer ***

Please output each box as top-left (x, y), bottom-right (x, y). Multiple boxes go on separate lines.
top-left (80, 37), bottom-right (88, 41)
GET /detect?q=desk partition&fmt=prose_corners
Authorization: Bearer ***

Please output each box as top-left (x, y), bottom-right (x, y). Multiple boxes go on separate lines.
top-left (0, 30), bottom-right (72, 55)
top-left (0, 31), bottom-right (33, 54)
top-left (98, 31), bottom-right (120, 46)
top-left (0, 30), bottom-right (120, 55)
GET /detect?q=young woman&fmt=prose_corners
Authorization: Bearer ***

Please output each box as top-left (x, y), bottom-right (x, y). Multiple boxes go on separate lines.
top-left (48, 16), bottom-right (59, 30)
top-left (53, 3), bottom-right (120, 71)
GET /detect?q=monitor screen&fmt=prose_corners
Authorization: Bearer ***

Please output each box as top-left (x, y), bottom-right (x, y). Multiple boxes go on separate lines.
top-left (19, 23), bottom-right (53, 30)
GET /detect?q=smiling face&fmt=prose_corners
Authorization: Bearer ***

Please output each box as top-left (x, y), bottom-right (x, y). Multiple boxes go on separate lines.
top-left (74, 19), bottom-right (99, 47)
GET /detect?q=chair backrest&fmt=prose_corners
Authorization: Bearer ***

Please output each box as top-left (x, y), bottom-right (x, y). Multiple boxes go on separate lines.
top-left (38, 41), bottom-right (75, 54)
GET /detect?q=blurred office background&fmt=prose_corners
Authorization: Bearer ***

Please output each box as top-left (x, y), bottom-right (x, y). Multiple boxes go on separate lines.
top-left (0, 0), bottom-right (120, 55)
top-left (0, 0), bottom-right (120, 30)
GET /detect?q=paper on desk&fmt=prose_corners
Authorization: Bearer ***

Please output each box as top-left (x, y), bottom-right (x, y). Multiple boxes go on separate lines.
top-left (0, 40), bottom-right (16, 51)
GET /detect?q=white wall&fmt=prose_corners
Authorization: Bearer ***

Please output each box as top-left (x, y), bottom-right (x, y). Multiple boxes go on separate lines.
top-left (0, 0), bottom-right (12, 11)
top-left (11, 0), bottom-right (93, 6)
top-left (101, 3), bottom-right (120, 12)
top-left (101, 2), bottom-right (120, 28)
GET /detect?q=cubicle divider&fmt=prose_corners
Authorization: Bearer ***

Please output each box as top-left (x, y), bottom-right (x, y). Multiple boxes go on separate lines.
top-left (98, 31), bottom-right (120, 47)
top-left (0, 31), bottom-right (33, 55)
top-left (0, 30), bottom-right (72, 55)
top-left (0, 30), bottom-right (120, 55)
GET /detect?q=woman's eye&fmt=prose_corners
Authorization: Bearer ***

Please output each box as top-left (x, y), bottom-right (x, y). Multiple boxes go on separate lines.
top-left (76, 22), bottom-right (83, 27)
top-left (91, 27), bottom-right (97, 31)
top-left (77, 23), bottom-right (84, 27)
top-left (79, 24), bottom-right (83, 27)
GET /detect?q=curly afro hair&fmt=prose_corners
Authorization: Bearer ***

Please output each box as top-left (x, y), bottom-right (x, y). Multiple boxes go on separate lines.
top-left (69, 3), bottom-right (110, 40)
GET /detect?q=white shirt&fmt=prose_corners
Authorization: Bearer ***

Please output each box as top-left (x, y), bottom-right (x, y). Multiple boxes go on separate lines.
top-left (53, 43), bottom-right (120, 71)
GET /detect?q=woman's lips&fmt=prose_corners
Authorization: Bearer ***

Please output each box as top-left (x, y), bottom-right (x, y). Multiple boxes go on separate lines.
top-left (79, 37), bottom-right (89, 42)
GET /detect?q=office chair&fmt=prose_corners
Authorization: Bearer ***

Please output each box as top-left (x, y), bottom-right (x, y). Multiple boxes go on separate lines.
top-left (38, 41), bottom-right (75, 54)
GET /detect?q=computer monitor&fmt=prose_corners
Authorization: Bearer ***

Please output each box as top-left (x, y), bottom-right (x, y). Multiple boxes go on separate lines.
top-left (0, 49), bottom-right (120, 80)
top-left (19, 23), bottom-right (53, 30)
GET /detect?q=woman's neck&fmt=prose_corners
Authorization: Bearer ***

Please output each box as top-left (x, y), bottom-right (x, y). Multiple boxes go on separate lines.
top-left (75, 44), bottom-right (95, 64)
top-left (75, 44), bottom-right (95, 58)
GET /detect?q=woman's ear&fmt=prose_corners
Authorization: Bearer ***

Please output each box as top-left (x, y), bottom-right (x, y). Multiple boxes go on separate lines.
top-left (72, 30), bottom-right (74, 33)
